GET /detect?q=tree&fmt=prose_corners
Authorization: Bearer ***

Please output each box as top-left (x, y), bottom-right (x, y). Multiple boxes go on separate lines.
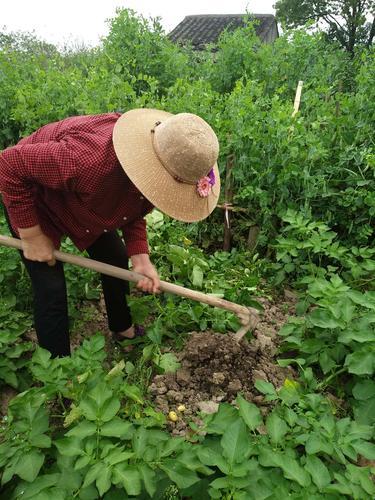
top-left (275, 0), bottom-right (375, 53)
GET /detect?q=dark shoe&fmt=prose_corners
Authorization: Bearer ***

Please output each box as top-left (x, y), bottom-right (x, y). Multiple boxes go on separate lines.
top-left (113, 325), bottom-right (146, 351)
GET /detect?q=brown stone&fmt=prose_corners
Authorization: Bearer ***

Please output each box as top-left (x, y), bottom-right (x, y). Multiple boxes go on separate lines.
top-left (176, 368), bottom-right (191, 386)
top-left (211, 372), bottom-right (226, 385)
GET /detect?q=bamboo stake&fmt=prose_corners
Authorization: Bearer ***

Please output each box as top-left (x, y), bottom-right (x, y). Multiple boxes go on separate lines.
top-left (0, 234), bottom-right (259, 340)
top-left (223, 154), bottom-right (234, 251)
top-left (292, 80), bottom-right (303, 117)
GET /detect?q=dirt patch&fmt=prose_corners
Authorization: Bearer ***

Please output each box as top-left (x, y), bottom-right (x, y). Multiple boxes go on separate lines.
top-left (0, 386), bottom-right (18, 416)
top-left (149, 295), bottom-right (297, 435)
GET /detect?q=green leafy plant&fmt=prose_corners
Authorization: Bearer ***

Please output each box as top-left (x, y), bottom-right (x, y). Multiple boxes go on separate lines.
top-left (194, 389), bottom-right (375, 499)
top-left (0, 296), bottom-right (32, 389)
top-left (273, 210), bottom-right (375, 286)
top-left (280, 274), bottom-right (375, 424)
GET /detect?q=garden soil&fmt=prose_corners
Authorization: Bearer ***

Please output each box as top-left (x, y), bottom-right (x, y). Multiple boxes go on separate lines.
top-left (149, 294), bottom-right (297, 435)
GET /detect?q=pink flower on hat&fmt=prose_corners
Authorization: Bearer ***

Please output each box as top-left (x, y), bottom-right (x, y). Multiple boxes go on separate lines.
top-left (197, 176), bottom-right (211, 197)
top-left (197, 168), bottom-right (215, 197)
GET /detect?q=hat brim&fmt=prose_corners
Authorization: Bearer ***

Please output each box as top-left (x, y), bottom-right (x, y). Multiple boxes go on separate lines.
top-left (112, 108), bottom-right (220, 223)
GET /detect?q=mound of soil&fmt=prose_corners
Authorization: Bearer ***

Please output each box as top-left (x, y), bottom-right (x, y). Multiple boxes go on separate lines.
top-left (149, 294), bottom-right (297, 435)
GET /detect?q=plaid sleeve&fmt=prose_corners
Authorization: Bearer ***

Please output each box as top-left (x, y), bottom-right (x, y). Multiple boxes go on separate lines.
top-left (0, 140), bottom-right (79, 229)
top-left (121, 217), bottom-right (149, 257)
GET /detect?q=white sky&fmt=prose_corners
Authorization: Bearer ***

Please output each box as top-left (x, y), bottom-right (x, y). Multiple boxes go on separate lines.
top-left (1, 0), bottom-right (276, 48)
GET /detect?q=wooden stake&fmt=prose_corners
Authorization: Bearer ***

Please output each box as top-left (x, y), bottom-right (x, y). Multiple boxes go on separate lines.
top-left (292, 80), bottom-right (303, 117)
top-left (223, 154), bottom-right (234, 251)
top-left (247, 225), bottom-right (260, 252)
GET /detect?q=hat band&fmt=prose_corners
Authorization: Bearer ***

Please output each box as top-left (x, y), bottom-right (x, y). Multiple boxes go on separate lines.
top-left (151, 124), bottom-right (197, 185)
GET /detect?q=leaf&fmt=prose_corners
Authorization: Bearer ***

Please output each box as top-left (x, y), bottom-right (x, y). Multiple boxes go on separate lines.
top-left (32, 348), bottom-right (51, 368)
top-left (197, 446), bottom-right (230, 474)
top-left (352, 380), bottom-right (375, 400)
top-left (63, 405), bottom-right (83, 428)
top-left (304, 455), bottom-right (331, 490)
top-left (177, 449), bottom-right (214, 475)
top-left (284, 408), bottom-right (298, 426)
top-left (99, 397), bottom-right (121, 422)
top-left (319, 351), bottom-right (336, 374)
top-left (345, 351), bottom-right (374, 375)
top-left (305, 434), bottom-right (334, 455)
top-left (82, 463), bottom-right (103, 489)
top-left (66, 421), bottom-right (97, 438)
top-left (142, 344), bottom-right (155, 361)
top-left (29, 434), bottom-right (51, 448)
top-left (236, 394), bottom-right (263, 431)
top-left (55, 437), bottom-right (84, 457)
top-left (74, 455), bottom-right (91, 470)
top-left (278, 455), bottom-right (311, 487)
top-left (205, 403), bottom-right (238, 434)
top-left (210, 477), bottom-right (230, 490)
top-left (160, 459), bottom-right (199, 489)
top-left (132, 427), bottom-right (148, 458)
top-left (346, 464), bottom-right (375, 496)
top-left (88, 382), bottom-right (112, 409)
top-left (221, 418), bottom-right (251, 464)
top-left (353, 397), bottom-right (375, 426)
top-left (191, 265), bottom-right (203, 288)
top-left (105, 359), bottom-right (125, 380)
top-left (79, 399), bottom-right (98, 421)
top-left (308, 309), bottom-right (342, 329)
top-left (277, 358), bottom-right (306, 367)
top-left (12, 473), bottom-right (60, 498)
top-left (259, 448), bottom-right (283, 468)
top-left (259, 447), bottom-right (311, 487)
top-left (113, 464), bottom-right (142, 496)
top-left (77, 371), bottom-right (90, 384)
top-left (139, 464), bottom-right (157, 498)
top-left (122, 384), bottom-right (144, 404)
top-left (106, 450), bottom-right (134, 466)
top-left (156, 352), bottom-right (181, 373)
top-left (254, 380), bottom-right (277, 397)
top-left (125, 361), bottom-right (135, 374)
top-left (352, 441), bottom-right (375, 460)
top-left (100, 418), bottom-right (134, 438)
top-left (96, 466), bottom-right (112, 496)
top-left (160, 437), bottom-right (184, 457)
top-left (266, 412), bottom-right (288, 445)
top-left (339, 329), bottom-right (374, 344)
top-left (14, 450), bottom-right (45, 482)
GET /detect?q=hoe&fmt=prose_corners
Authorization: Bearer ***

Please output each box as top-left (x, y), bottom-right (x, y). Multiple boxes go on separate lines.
top-left (0, 234), bottom-right (259, 341)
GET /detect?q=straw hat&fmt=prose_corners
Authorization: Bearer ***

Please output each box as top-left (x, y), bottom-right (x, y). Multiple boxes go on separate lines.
top-left (112, 108), bottom-right (220, 222)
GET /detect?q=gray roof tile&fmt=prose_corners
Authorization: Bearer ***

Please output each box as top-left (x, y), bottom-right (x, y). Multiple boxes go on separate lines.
top-left (169, 14), bottom-right (278, 49)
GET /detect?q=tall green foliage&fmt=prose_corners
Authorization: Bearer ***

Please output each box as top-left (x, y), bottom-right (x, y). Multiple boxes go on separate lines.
top-left (103, 8), bottom-right (191, 94)
top-left (275, 0), bottom-right (375, 53)
top-left (0, 10), bottom-right (373, 249)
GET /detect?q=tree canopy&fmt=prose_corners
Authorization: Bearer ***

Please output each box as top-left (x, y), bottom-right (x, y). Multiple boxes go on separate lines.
top-left (275, 0), bottom-right (375, 53)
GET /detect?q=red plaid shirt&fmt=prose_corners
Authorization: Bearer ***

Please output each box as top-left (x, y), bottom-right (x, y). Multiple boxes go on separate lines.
top-left (0, 113), bottom-right (153, 256)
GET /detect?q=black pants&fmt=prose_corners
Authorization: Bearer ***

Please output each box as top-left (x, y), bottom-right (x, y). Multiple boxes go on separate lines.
top-left (6, 215), bottom-right (132, 357)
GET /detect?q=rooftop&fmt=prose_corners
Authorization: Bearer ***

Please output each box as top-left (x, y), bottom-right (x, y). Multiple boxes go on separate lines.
top-left (169, 14), bottom-right (278, 49)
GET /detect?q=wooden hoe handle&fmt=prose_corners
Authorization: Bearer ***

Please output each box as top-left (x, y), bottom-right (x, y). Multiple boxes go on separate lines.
top-left (0, 235), bottom-right (259, 340)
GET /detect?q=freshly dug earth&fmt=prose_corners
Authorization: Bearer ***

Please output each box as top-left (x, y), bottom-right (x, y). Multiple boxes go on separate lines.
top-left (149, 295), bottom-right (297, 435)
